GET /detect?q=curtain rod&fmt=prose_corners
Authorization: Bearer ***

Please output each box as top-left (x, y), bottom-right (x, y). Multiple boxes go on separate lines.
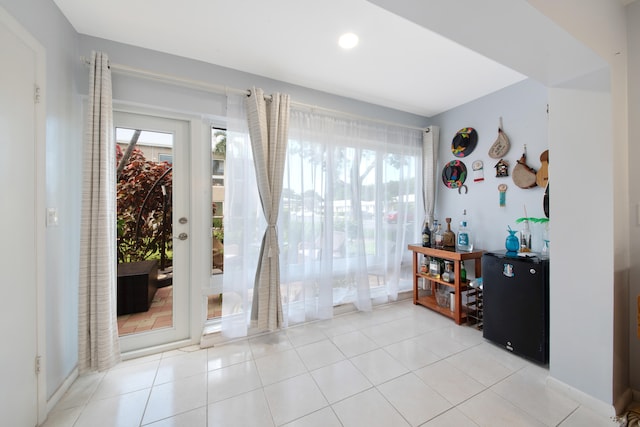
top-left (81, 56), bottom-right (429, 132)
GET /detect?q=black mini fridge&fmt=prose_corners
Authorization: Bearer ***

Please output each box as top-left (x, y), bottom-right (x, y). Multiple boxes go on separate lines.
top-left (482, 251), bottom-right (549, 364)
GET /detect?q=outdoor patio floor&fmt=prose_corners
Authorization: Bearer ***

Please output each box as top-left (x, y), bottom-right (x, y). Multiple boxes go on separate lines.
top-left (117, 286), bottom-right (222, 336)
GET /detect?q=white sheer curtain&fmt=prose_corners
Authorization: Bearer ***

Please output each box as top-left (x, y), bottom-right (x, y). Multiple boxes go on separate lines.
top-left (221, 98), bottom-right (423, 336)
top-left (422, 126), bottom-right (440, 224)
top-left (78, 51), bottom-right (120, 371)
top-left (246, 88), bottom-right (290, 332)
top-left (279, 109), bottom-right (423, 325)
top-left (220, 93), bottom-right (264, 339)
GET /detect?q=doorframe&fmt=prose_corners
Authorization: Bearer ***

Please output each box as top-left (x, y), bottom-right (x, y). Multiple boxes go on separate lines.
top-left (113, 103), bottom-right (210, 358)
top-left (190, 118), bottom-right (215, 343)
top-left (0, 5), bottom-right (47, 424)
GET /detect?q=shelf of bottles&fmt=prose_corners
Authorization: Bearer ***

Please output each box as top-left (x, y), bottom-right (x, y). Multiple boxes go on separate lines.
top-left (408, 243), bottom-right (484, 325)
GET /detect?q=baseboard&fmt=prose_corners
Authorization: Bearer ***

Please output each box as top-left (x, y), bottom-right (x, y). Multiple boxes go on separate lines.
top-left (120, 338), bottom-right (197, 361)
top-left (45, 366), bottom-right (79, 415)
top-left (546, 376), bottom-right (617, 418)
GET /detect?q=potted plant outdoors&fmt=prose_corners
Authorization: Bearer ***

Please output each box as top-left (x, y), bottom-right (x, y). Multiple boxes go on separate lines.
top-left (211, 203), bottom-right (224, 271)
top-left (116, 144), bottom-right (174, 313)
top-left (211, 130), bottom-right (226, 272)
top-left (116, 145), bottom-right (173, 266)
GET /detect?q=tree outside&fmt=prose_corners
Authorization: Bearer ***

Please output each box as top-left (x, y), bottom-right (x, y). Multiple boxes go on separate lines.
top-left (116, 143), bottom-right (173, 269)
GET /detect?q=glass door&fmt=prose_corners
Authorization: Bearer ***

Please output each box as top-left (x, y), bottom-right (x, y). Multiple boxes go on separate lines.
top-left (208, 128), bottom-right (226, 321)
top-left (114, 110), bottom-right (191, 352)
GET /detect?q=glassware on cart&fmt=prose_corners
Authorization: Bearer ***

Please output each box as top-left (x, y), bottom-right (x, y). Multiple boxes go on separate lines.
top-left (435, 285), bottom-right (450, 308)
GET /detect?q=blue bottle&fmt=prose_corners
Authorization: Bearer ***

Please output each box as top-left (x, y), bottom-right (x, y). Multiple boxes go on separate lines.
top-left (505, 229), bottom-right (519, 253)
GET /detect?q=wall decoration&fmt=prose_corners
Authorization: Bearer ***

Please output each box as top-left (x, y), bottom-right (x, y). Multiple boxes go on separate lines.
top-left (543, 184), bottom-right (549, 218)
top-left (495, 159), bottom-right (509, 177)
top-left (538, 149), bottom-right (549, 218)
top-left (488, 117), bottom-right (510, 158)
top-left (472, 160), bottom-right (484, 182)
top-left (536, 149), bottom-right (549, 188)
top-left (498, 184), bottom-right (508, 207)
top-left (513, 144), bottom-right (537, 189)
top-left (451, 127), bottom-right (478, 157)
top-left (442, 160), bottom-right (467, 192)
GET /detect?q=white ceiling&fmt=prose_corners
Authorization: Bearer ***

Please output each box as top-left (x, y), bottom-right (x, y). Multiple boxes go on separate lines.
top-left (55, 0), bottom-right (533, 117)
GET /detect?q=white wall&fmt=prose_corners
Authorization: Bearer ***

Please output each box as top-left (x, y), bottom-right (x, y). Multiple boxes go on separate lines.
top-left (430, 79), bottom-right (549, 253)
top-left (0, 0), bottom-right (82, 400)
top-left (548, 72), bottom-right (615, 404)
top-left (368, 0), bottom-right (629, 409)
top-left (527, 0), bottom-right (632, 406)
top-left (627, 0), bottom-right (640, 394)
top-left (77, 36), bottom-right (429, 130)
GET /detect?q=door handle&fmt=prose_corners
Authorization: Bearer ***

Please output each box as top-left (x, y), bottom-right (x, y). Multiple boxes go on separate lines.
top-left (177, 232), bottom-right (188, 241)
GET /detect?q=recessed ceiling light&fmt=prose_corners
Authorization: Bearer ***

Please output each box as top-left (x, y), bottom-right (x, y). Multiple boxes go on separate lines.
top-left (338, 33), bottom-right (359, 49)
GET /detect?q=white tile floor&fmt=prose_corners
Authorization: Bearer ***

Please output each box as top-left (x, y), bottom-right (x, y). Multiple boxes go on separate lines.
top-left (43, 300), bottom-right (622, 427)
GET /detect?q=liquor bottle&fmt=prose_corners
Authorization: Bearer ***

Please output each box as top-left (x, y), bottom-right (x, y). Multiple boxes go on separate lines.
top-left (443, 217), bottom-right (456, 250)
top-left (460, 261), bottom-right (467, 282)
top-left (461, 209), bottom-right (470, 229)
top-left (421, 218), bottom-right (431, 247)
top-left (442, 260), bottom-right (454, 283)
top-left (520, 220), bottom-right (532, 252)
top-left (429, 256), bottom-right (441, 279)
top-left (420, 255), bottom-right (428, 273)
top-left (457, 218), bottom-right (471, 252)
top-left (434, 222), bottom-right (443, 249)
top-left (457, 209), bottom-right (472, 252)
top-left (430, 219), bottom-right (439, 238)
top-left (457, 221), bottom-right (472, 252)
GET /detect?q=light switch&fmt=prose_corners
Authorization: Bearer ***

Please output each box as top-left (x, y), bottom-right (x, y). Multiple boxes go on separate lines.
top-left (46, 207), bottom-right (58, 227)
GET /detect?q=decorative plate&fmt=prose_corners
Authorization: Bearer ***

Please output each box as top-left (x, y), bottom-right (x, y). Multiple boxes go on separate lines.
top-left (451, 127), bottom-right (478, 157)
top-left (442, 160), bottom-right (467, 189)
top-left (488, 128), bottom-right (510, 158)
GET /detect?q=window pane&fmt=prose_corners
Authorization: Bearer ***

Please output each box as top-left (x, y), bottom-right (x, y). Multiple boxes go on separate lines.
top-left (280, 110), bottom-right (422, 322)
top-left (209, 128), bottom-right (226, 320)
top-left (115, 126), bottom-right (174, 336)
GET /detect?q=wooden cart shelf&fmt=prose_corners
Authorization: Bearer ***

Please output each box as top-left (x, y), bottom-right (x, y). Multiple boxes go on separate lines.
top-left (408, 244), bottom-right (484, 325)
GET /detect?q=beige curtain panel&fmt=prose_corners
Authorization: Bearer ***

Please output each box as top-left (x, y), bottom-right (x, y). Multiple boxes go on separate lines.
top-left (78, 51), bottom-right (121, 372)
top-left (246, 87), bottom-right (290, 332)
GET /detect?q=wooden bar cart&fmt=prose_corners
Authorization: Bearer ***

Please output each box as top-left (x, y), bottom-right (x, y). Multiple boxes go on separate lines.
top-left (408, 244), bottom-right (484, 325)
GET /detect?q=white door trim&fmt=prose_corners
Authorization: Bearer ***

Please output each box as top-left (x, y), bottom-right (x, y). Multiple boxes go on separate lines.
top-left (114, 108), bottom-right (194, 359)
top-left (0, 5), bottom-right (47, 424)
